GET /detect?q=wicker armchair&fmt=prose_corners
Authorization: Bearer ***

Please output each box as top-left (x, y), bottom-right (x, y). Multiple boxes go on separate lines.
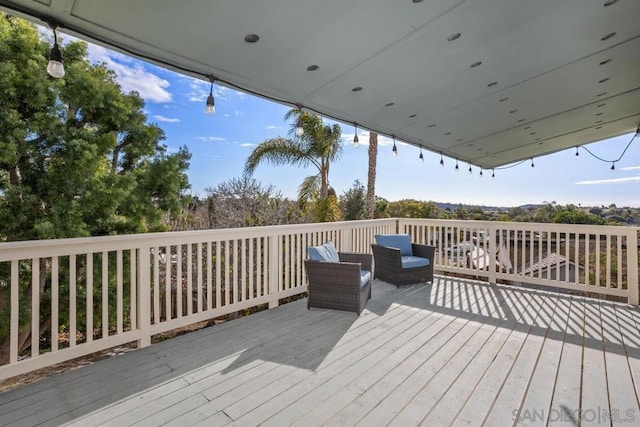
top-left (371, 234), bottom-right (435, 287)
top-left (304, 252), bottom-right (372, 315)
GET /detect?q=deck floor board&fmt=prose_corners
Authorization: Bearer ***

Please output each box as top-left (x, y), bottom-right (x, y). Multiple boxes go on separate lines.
top-left (0, 276), bottom-right (638, 427)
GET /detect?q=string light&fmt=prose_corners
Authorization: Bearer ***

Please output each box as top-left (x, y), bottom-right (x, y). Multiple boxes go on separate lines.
top-left (479, 169), bottom-right (483, 178)
top-left (455, 159), bottom-right (459, 172)
top-left (491, 169), bottom-right (495, 179)
top-left (419, 146), bottom-right (424, 163)
top-left (610, 162), bottom-right (615, 173)
top-left (575, 146), bottom-right (580, 158)
top-left (353, 123), bottom-right (359, 148)
top-left (295, 105), bottom-right (304, 136)
top-left (205, 75), bottom-right (215, 115)
top-left (439, 153), bottom-right (444, 168)
top-left (530, 158), bottom-right (535, 168)
top-left (46, 21), bottom-right (65, 78)
top-left (392, 136), bottom-right (397, 156)
top-left (468, 164), bottom-right (472, 174)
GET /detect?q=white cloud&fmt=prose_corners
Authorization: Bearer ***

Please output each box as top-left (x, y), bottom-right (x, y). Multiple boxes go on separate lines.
top-left (153, 115), bottom-right (180, 123)
top-left (620, 165), bottom-right (640, 171)
top-left (576, 175), bottom-right (640, 185)
top-left (196, 136), bottom-right (226, 142)
top-left (87, 45), bottom-right (172, 103)
top-left (240, 143), bottom-right (257, 148)
top-left (266, 125), bottom-right (283, 130)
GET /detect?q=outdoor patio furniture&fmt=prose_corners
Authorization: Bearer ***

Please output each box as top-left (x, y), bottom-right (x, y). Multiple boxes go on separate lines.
top-left (371, 234), bottom-right (435, 287)
top-left (304, 241), bottom-right (372, 315)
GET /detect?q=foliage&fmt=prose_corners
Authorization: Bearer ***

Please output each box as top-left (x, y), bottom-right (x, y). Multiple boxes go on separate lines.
top-left (340, 179), bottom-right (365, 220)
top-left (243, 109), bottom-right (342, 221)
top-left (386, 199), bottom-right (441, 219)
top-left (0, 15), bottom-right (191, 362)
top-left (311, 190), bottom-right (341, 223)
top-left (170, 177), bottom-right (306, 230)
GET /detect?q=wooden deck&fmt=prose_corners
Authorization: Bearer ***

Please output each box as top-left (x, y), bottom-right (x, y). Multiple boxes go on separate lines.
top-left (1, 276), bottom-right (639, 426)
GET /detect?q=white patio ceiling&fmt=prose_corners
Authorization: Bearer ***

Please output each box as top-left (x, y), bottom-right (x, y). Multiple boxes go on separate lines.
top-left (1, 0), bottom-right (639, 169)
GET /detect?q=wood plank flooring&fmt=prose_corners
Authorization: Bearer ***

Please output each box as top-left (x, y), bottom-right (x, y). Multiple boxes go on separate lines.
top-left (1, 276), bottom-right (639, 426)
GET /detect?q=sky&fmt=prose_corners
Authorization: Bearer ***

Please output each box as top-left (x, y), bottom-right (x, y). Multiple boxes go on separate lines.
top-left (84, 42), bottom-right (640, 209)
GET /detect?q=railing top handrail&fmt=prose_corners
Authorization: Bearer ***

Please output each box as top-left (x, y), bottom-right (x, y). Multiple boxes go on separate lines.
top-left (0, 217), bottom-right (637, 261)
top-left (398, 218), bottom-right (640, 234)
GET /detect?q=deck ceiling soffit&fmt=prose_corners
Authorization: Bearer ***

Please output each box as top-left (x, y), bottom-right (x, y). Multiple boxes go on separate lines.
top-left (1, 0), bottom-right (639, 169)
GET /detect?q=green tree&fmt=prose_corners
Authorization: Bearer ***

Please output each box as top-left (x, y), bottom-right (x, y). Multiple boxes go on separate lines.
top-left (243, 109), bottom-right (342, 221)
top-left (340, 179), bottom-right (365, 220)
top-left (0, 15), bottom-right (191, 362)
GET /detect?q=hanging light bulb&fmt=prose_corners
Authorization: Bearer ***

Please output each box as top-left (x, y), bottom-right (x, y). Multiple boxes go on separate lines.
top-left (439, 153), bottom-right (444, 168)
top-left (479, 169), bottom-right (483, 178)
top-left (205, 76), bottom-right (215, 115)
top-left (468, 164), bottom-right (472, 174)
top-left (295, 105), bottom-right (304, 136)
top-left (531, 158), bottom-right (535, 168)
top-left (455, 159), bottom-right (459, 172)
top-left (392, 137), bottom-right (398, 156)
top-left (636, 124), bottom-right (640, 137)
top-left (46, 21), bottom-right (65, 78)
top-left (610, 162), bottom-right (615, 173)
top-left (575, 146), bottom-right (580, 158)
top-left (491, 169), bottom-right (495, 179)
top-left (419, 146), bottom-right (424, 163)
top-left (353, 123), bottom-right (359, 148)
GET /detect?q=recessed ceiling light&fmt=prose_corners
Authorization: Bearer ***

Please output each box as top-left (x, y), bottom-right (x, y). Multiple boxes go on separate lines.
top-left (601, 32), bottom-right (616, 41)
top-left (385, 102), bottom-right (395, 107)
top-left (596, 126), bottom-right (602, 130)
top-left (244, 34), bottom-right (260, 43)
top-left (352, 86), bottom-right (362, 92)
top-left (596, 120), bottom-right (603, 124)
top-left (409, 114), bottom-right (417, 118)
top-left (510, 109), bottom-right (519, 114)
top-left (604, 0), bottom-right (619, 6)
top-left (468, 143), bottom-right (474, 146)
top-left (599, 59), bottom-right (612, 66)
top-left (447, 32), bottom-right (461, 41)
top-left (529, 132), bottom-right (536, 135)
top-left (596, 112), bottom-right (604, 116)
top-left (597, 103), bottom-right (606, 107)
top-left (306, 64), bottom-right (319, 71)
top-left (457, 138), bottom-right (463, 142)
top-left (518, 118), bottom-right (526, 123)
top-left (412, 0), bottom-right (424, 3)
top-left (598, 78), bottom-right (610, 83)
top-left (444, 132), bottom-right (451, 136)
top-left (597, 92), bottom-right (607, 97)
top-left (470, 61), bottom-right (482, 68)
top-left (524, 126), bottom-right (531, 130)
top-left (499, 97), bottom-right (509, 102)
top-left (487, 82), bottom-right (498, 87)
top-left (537, 141), bottom-right (543, 144)
top-left (428, 124), bottom-right (436, 128)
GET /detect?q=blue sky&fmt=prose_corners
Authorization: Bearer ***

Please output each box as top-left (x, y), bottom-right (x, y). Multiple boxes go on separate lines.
top-left (86, 43), bottom-right (640, 208)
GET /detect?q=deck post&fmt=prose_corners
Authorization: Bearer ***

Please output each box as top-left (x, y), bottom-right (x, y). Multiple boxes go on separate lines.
top-left (137, 246), bottom-right (151, 347)
top-left (268, 234), bottom-right (280, 309)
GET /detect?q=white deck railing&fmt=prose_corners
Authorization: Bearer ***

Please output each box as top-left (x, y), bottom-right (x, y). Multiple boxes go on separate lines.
top-left (0, 218), bottom-right (637, 380)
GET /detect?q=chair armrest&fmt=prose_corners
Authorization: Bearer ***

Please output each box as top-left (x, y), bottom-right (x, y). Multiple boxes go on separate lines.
top-left (412, 243), bottom-right (435, 261)
top-left (304, 260), bottom-right (363, 289)
top-left (371, 244), bottom-right (403, 269)
top-left (338, 252), bottom-right (373, 272)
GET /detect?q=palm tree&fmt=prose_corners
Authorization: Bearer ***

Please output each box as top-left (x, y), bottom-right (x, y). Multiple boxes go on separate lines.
top-left (365, 132), bottom-right (378, 219)
top-left (244, 109), bottom-right (342, 218)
